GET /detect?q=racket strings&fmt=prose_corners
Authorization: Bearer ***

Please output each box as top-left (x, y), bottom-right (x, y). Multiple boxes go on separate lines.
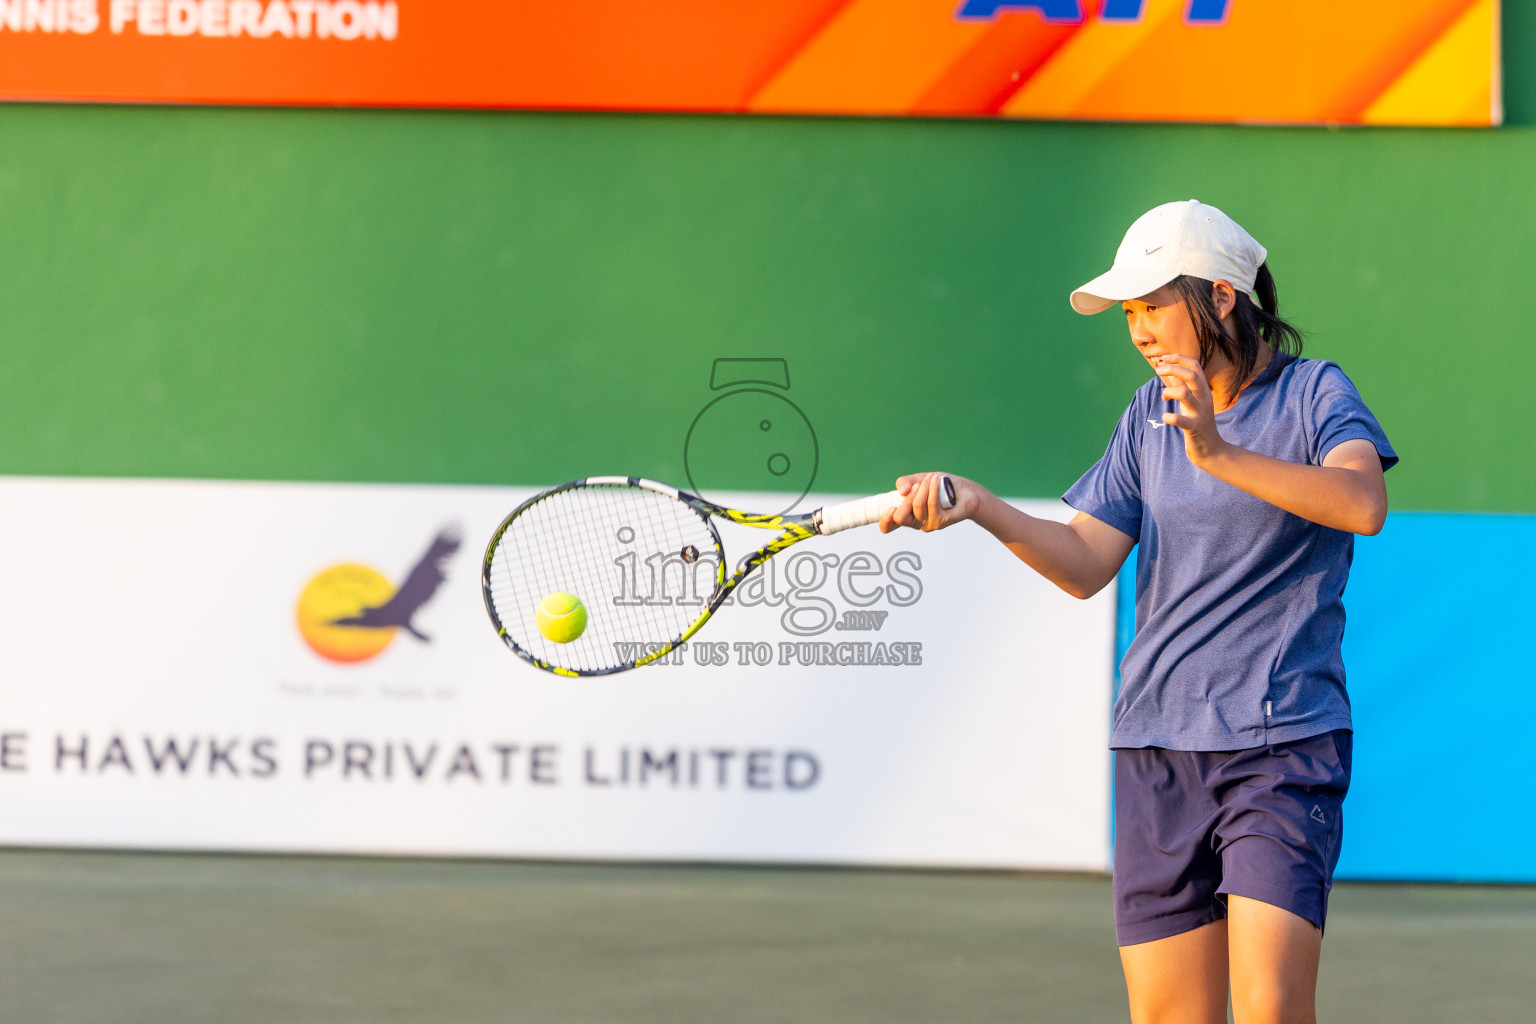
top-left (488, 484), bottom-right (721, 673)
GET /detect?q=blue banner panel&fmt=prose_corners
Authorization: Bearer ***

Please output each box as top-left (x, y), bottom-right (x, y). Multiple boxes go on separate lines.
top-left (1335, 512), bottom-right (1535, 882)
top-left (1113, 512), bottom-right (1535, 883)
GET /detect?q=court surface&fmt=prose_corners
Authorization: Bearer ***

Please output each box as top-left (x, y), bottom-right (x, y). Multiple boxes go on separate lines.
top-left (2, 850), bottom-right (1533, 1023)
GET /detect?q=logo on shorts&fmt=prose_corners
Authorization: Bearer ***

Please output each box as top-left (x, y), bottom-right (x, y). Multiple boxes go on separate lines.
top-left (1309, 804), bottom-right (1327, 824)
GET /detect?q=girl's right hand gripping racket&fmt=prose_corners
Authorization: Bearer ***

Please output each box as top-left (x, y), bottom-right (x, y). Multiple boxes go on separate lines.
top-left (483, 475), bottom-right (954, 676)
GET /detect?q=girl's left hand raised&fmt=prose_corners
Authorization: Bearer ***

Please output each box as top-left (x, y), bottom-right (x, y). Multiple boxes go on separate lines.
top-left (1154, 353), bottom-right (1229, 467)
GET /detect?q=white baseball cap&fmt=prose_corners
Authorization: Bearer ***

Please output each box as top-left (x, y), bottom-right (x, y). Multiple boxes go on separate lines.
top-left (1069, 199), bottom-right (1268, 315)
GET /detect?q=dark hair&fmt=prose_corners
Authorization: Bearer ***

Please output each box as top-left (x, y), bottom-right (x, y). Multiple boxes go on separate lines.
top-left (1169, 263), bottom-right (1303, 391)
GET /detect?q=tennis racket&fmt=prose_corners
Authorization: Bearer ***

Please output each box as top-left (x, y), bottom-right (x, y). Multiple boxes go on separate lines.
top-left (483, 475), bottom-right (955, 676)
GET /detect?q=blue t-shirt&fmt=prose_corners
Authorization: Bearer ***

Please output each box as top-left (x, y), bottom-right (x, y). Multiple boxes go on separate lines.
top-left (1064, 356), bottom-right (1397, 751)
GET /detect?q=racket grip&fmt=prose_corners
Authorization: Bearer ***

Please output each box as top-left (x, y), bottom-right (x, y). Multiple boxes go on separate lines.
top-left (816, 477), bottom-right (957, 535)
top-left (816, 491), bottom-right (902, 535)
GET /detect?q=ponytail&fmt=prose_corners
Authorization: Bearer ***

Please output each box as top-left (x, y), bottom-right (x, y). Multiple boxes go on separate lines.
top-left (1250, 263), bottom-right (1303, 357)
top-left (1170, 262), bottom-right (1304, 392)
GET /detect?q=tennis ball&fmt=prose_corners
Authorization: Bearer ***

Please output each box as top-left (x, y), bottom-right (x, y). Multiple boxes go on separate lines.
top-left (536, 592), bottom-right (587, 644)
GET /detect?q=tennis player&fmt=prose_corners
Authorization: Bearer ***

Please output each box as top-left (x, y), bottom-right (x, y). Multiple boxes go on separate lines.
top-left (883, 199), bottom-right (1395, 1024)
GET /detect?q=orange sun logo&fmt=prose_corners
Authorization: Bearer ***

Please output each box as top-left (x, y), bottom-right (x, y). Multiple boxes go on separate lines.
top-left (296, 564), bottom-right (399, 663)
top-left (294, 528), bottom-right (463, 664)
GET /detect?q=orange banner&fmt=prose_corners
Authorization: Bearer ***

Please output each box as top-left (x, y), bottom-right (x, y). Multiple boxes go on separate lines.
top-left (0, 1), bottom-right (1500, 125)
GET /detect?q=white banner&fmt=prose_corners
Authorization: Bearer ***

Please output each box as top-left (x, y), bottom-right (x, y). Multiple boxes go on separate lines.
top-left (0, 476), bottom-right (1114, 870)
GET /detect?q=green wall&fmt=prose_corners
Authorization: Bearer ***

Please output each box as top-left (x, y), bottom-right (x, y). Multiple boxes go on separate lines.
top-left (3, 15), bottom-right (1533, 512)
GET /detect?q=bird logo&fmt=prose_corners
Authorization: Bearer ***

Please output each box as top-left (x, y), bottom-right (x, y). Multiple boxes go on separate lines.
top-left (295, 526), bottom-right (463, 664)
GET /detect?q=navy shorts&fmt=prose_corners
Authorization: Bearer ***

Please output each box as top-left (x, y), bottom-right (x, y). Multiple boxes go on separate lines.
top-left (1112, 730), bottom-right (1352, 947)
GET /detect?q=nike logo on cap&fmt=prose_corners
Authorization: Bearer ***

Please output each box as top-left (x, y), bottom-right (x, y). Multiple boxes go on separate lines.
top-left (1143, 246), bottom-right (1162, 255)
